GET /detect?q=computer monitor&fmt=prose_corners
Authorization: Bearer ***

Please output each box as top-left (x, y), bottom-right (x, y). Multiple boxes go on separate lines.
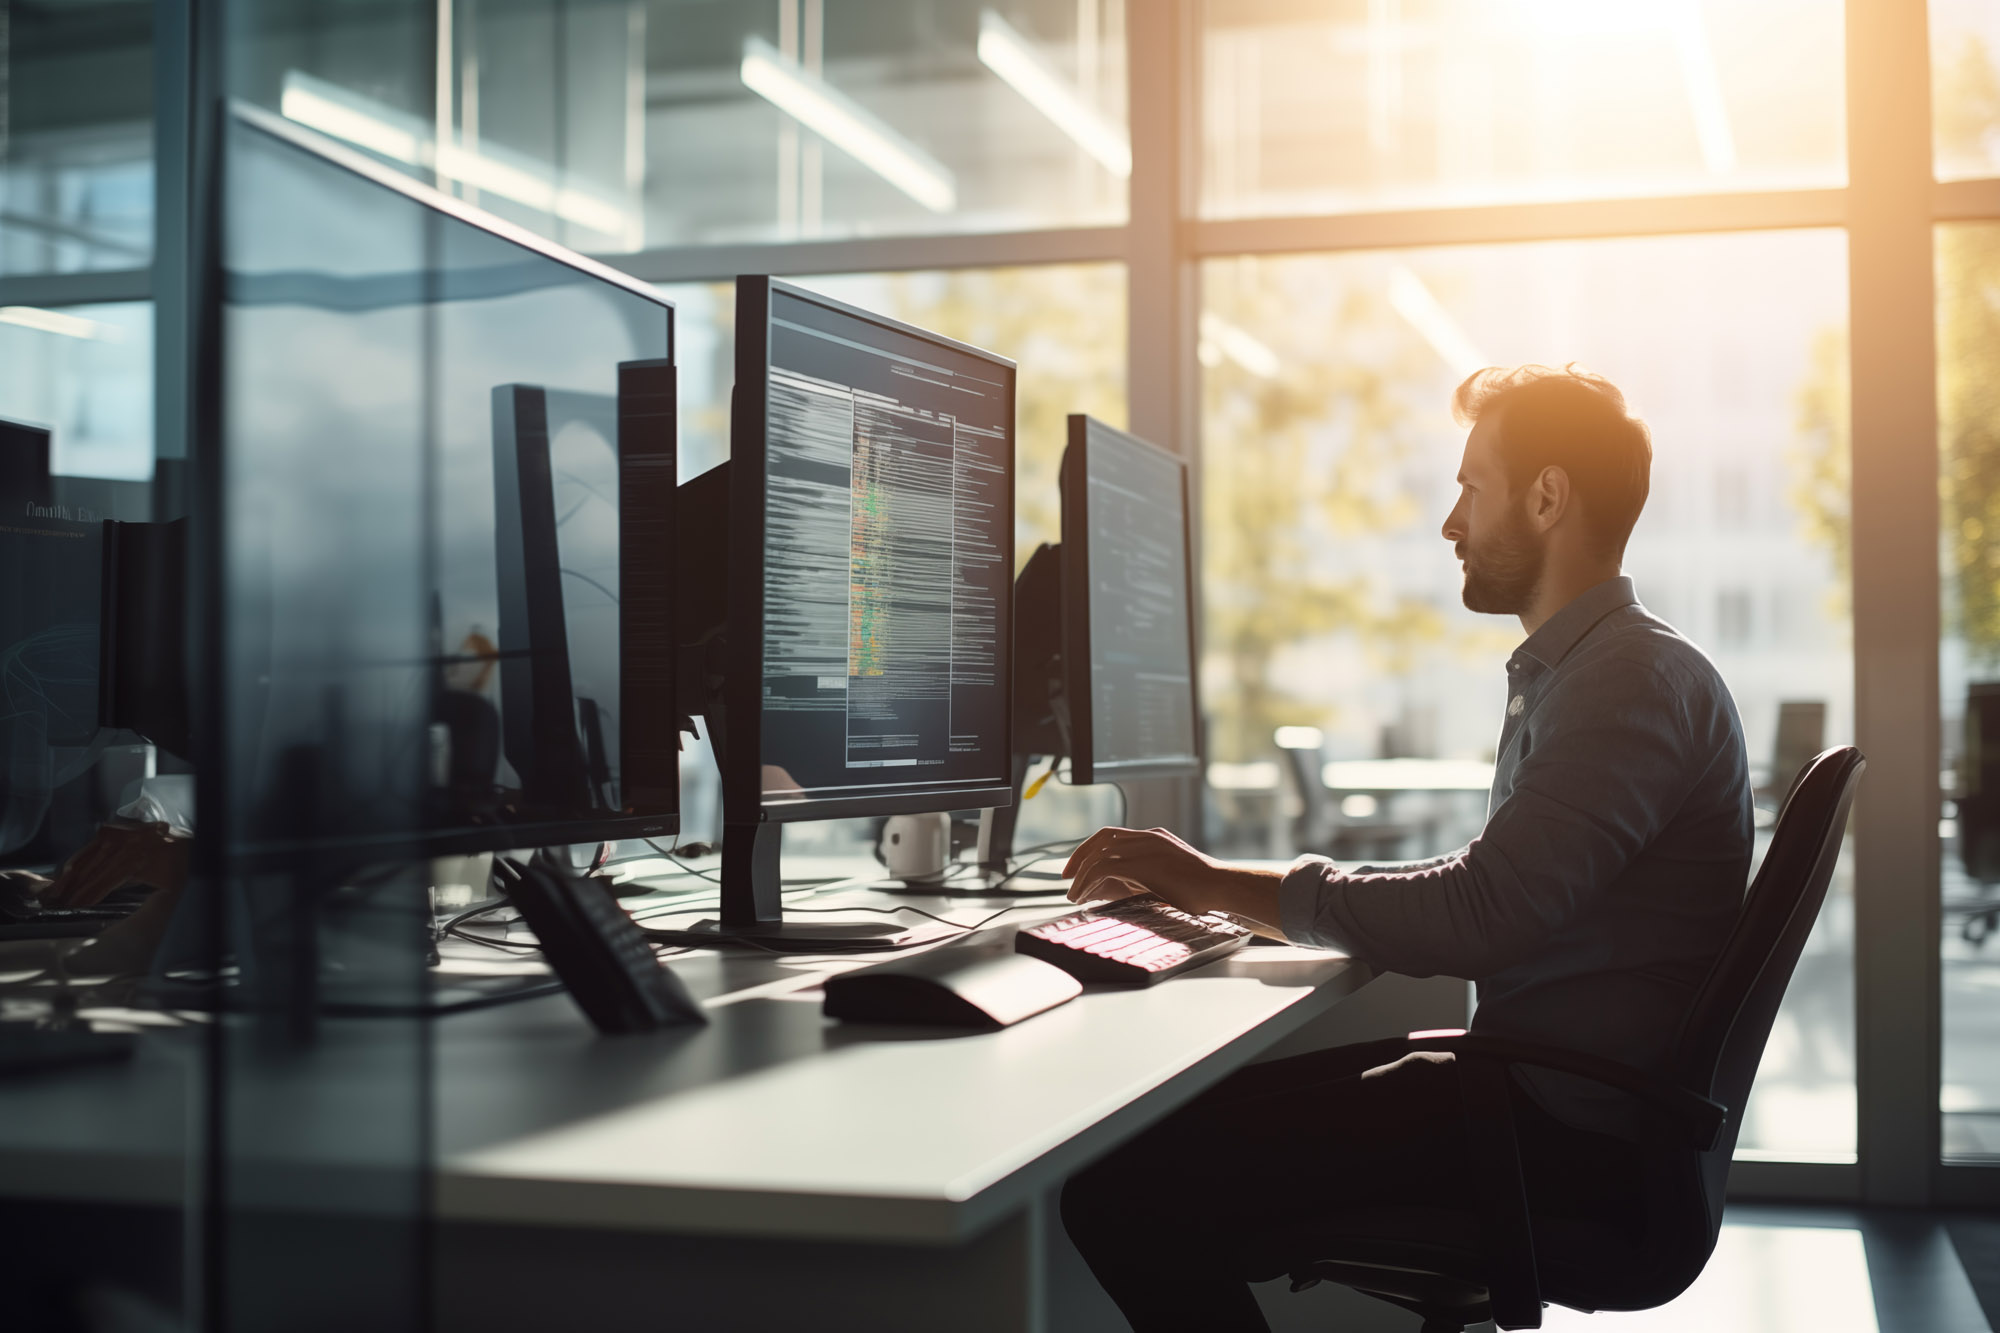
top-left (977, 416), bottom-right (1201, 878)
top-left (0, 417), bottom-right (153, 861)
top-left (1060, 416), bottom-right (1202, 785)
top-left (214, 103), bottom-right (678, 868)
top-left (683, 276), bottom-right (1017, 947)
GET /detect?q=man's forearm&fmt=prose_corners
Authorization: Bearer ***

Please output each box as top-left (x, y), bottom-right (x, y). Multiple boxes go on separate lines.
top-left (1200, 864), bottom-right (1287, 939)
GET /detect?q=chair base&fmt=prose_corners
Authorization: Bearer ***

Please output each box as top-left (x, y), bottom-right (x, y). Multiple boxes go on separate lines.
top-left (1288, 1259), bottom-right (1494, 1331)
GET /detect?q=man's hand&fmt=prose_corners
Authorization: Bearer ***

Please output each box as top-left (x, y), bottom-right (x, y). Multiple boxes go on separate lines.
top-left (1063, 827), bottom-right (1286, 936)
top-left (43, 822), bottom-right (192, 908)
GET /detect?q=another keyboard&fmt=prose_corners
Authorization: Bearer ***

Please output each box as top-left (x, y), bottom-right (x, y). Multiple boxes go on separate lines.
top-left (1015, 894), bottom-right (1252, 985)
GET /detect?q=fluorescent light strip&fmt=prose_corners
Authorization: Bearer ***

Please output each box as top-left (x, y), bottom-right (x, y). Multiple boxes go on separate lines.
top-left (1386, 266), bottom-right (1487, 379)
top-left (976, 10), bottom-right (1132, 178)
top-left (0, 306), bottom-right (118, 341)
top-left (279, 73), bottom-right (631, 237)
top-left (739, 36), bottom-right (957, 214)
top-left (279, 83), bottom-right (423, 164)
top-left (1198, 312), bottom-right (1281, 379)
top-left (1671, 1), bottom-right (1739, 175)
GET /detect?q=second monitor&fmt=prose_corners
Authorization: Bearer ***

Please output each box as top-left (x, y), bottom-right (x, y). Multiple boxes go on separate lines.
top-left (980, 415), bottom-right (1202, 879)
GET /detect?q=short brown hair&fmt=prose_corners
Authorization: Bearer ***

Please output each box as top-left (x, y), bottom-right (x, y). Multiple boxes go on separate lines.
top-left (1452, 363), bottom-right (1653, 558)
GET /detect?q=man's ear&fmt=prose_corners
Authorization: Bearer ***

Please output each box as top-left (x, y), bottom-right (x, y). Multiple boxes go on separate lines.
top-left (1528, 465), bottom-right (1571, 534)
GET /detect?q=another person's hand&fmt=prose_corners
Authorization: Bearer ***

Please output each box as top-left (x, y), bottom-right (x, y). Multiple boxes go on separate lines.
top-left (43, 822), bottom-right (192, 908)
top-left (1064, 827), bottom-right (1289, 936)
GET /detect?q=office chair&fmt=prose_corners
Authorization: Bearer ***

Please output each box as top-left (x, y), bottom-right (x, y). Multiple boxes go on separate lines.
top-left (1267, 745), bottom-right (1865, 1331)
top-left (1274, 728), bottom-right (1416, 863)
top-left (1752, 700), bottom-right (1825, 825)
top-left (1950, 684), bottom-right (2000, 948)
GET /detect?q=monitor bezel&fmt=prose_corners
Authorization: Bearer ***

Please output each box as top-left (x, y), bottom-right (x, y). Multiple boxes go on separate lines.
top-left (1061, 414), bottom-right (1205, 787)
top-left (727, 275), bottom-right (1019, 825)
top-left (213, 101), bottom-right (680, 868)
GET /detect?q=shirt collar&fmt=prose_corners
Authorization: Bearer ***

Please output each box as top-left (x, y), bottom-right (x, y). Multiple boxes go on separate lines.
top-left (1513, 576), bottom-right (1640, 673)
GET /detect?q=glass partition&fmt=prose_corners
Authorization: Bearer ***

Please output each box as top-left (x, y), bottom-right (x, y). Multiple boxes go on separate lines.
top-left (1200, 230), bottom-right (1856, 1160)
top-left (195, 100), bottom-right (673, 1327)
top-left (0, 312), bottom-right (184, 1327)
top-left (1198, 0), bottom-right (1845, 219)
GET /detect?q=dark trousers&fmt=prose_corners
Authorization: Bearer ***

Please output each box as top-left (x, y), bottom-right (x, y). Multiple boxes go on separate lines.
top-left (1059, 1043), bottom-right (1646, 1332)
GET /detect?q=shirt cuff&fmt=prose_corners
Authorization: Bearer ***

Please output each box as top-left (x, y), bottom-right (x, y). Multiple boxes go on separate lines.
top-left (1278, 855), bottom-right (1341, 949)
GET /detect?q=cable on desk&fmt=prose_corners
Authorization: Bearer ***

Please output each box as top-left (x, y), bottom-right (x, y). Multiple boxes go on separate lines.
top-left (641, 836), bottom-right (722, 884)
top-left (964, 900), bottom-right (1074, 932)
top-left (781, 902), bottom-right (986, 931)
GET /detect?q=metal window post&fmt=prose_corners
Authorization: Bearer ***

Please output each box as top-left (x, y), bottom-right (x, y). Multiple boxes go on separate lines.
top-left (1123, 0), bottom-right (1203, 836)
top-left (1846, 0), bottom-right (1942, 1206)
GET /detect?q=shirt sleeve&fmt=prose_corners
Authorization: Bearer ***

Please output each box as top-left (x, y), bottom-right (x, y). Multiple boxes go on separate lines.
top-left (1278, 655), bottom-right (1702, 977)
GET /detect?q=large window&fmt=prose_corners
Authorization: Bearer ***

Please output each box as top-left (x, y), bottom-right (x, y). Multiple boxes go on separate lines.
top-left (1200, 232), bottom-right (1856, 1159)
top-left (1198, 0), bottom-right (1845, 218)
top-left (1939, 220), bottom-right (2000, 1164)
top-left (1933, 0), bottom-right (2000, 182)
top-left (0, 2), bottom-right (153, 276)
top-left (0, 302), bottom-right (152, 479)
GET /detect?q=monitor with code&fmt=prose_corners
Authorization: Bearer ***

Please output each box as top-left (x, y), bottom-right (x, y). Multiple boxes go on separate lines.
top-left (1064, 416), bottom-right (1201, 784)
top-left (732, 278), bottom-right (1016, 820)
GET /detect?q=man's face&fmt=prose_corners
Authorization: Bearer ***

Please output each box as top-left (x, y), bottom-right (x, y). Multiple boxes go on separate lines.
top-left (1441, 413), bottom-right (1544, 615)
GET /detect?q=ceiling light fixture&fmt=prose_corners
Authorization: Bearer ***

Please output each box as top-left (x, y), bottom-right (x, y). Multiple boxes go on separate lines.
top-left (0, 306), bottom-right (119, 341)
top-left (977, 10), bottom-right (1132, 178)
top-left (740, 36), bottom-right (957, 214)
top-left (280, 72), bottom-right (630, 237)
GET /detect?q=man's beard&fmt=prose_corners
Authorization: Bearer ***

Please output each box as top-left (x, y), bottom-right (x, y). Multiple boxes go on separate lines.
top-left (1460, 506), bottom-right (1545, 615)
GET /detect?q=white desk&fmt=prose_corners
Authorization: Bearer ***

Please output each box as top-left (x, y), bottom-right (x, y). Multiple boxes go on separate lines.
top-left (437, 904), bottom-right (1366, 1244)
top-left (430, 869), bottom-right (1371, 1331)
top-left (0, 865), bottom-right (1374, 1332)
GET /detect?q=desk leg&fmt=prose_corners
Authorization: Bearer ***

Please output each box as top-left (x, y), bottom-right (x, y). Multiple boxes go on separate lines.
top-left (438, 1202), bottom-right (1052, 1333)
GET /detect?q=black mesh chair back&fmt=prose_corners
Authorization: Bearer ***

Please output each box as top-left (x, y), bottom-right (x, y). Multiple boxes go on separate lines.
top-left (1667, 744), bottom-right (1865, 1245)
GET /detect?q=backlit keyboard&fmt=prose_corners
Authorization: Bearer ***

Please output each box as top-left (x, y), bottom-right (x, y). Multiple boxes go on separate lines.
top-left (1015, 894), bottom-right (1252, 985)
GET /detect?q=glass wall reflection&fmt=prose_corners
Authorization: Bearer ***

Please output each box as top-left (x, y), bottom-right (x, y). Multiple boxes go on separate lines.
top-left (201, 104), bottom-right (673, 1329)
top-left (234, 1), bottom-right (1129, 254)
top-left (0, 2), bottom-right (153, 276)
top-left (1200, 231), bottom-right (1856, 1160)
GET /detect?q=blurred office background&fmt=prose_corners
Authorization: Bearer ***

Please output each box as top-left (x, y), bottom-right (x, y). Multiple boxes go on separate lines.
top-left (2, 1), bottom-right (1996, 1324)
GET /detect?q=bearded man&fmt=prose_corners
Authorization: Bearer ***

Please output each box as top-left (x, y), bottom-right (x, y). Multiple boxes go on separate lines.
top-left (1057, 364), bottom-right (1753, 1332)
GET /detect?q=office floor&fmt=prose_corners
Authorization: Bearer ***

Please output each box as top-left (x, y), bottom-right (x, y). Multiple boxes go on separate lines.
top-left (1048, 1204), bottom-right (2000, 1331)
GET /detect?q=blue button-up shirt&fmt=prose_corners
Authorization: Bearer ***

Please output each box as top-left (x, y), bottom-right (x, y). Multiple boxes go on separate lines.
top-left (1278, 576), bottom-right (1753, 1134)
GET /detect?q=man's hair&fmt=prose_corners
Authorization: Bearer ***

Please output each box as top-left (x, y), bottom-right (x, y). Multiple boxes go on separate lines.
top-left (1452, 364), bottom-right (1653, 558)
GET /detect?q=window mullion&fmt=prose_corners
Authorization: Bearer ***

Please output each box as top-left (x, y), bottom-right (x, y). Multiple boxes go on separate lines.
top-left (1847, 0), bottom-right (1943, 1206)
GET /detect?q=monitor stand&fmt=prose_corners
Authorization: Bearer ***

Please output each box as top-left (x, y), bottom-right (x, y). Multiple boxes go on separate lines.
top-left (947, 544), bottom-right (1078, 897)
top-left (937, 754), bottom-right (1090, 895)
top-left (654, 821), bottom-right (912, 953)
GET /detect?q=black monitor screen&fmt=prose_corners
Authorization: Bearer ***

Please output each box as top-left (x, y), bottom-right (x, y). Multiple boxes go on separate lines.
top-left (1067, 417), bottom-right (1200, 783)
top-left (220, 106), bottom-right (676, 862)
top-left (750, 283), bottom-right (1015, 815)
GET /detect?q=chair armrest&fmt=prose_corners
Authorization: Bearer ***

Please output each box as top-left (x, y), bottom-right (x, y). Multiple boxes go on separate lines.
top-left (1401, 1030), bottom-right (1728, 1152)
